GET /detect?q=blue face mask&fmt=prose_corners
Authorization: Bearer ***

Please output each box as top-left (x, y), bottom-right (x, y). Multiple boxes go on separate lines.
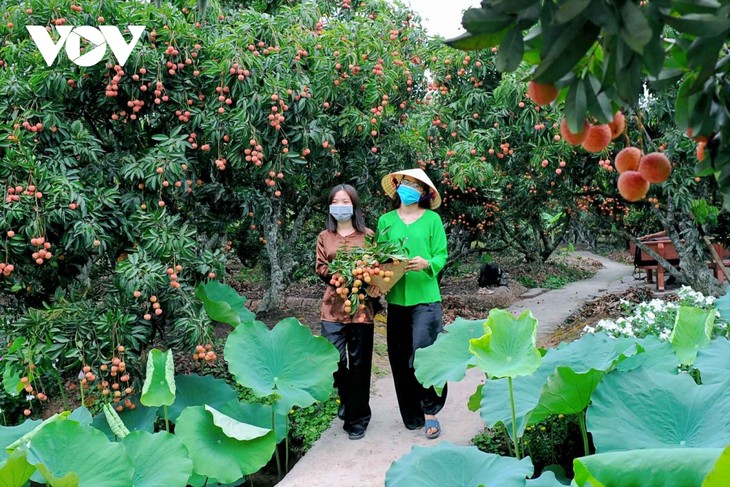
top-left (397, 185), bottom-right (422, 205)
top-left (329, 204), bottom-right (353, 222)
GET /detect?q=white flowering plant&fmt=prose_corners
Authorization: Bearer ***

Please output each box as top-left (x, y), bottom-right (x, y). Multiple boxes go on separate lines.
top-left (583, 286), bottom-right (730, 341)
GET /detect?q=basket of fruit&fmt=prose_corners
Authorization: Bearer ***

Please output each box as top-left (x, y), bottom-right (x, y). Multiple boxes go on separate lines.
top-left (327, 231), bottom-right (408, 319)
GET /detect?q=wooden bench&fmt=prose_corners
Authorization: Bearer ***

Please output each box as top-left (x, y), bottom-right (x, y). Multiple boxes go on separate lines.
top-left (630, 232), bottom-right (730, 291)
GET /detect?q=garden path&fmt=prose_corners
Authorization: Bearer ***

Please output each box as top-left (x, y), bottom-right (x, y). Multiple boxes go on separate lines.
top-left (276, 251), bottom-right (635, 487)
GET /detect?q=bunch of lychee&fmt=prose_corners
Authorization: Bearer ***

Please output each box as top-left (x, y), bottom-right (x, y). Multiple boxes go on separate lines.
top-left (614, 147), bottom-right (671, 202)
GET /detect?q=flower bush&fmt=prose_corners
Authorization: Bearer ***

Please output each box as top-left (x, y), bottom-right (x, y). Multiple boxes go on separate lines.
top-left (583, 286), bottom-right (729, 341)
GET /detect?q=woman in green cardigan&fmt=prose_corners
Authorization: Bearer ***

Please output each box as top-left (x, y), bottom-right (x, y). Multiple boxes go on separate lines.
top-left (376, 168), bottom-right (448, 439)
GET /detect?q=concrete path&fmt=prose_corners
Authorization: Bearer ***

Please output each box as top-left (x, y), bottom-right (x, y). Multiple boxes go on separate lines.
top-left (276, 252), bottom-right (635, 487)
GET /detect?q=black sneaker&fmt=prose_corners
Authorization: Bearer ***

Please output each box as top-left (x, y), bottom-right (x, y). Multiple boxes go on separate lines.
top-left (337, 404), bottom-right (345, 420)
top-left (348, 429), bottom-right (366, 440)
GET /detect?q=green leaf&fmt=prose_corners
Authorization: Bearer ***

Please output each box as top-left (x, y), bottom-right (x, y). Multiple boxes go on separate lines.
top-left (68, 406), bottom-right (92, 425)
top-left (103, 404), bottom-right (130, 438)
top-left (694, 337), bottom-right (730, 385)
top-left (205, 405), bottom-right (271, 441)
top-left (554, 0), bottom-right (593, 24)
top-left (469, 309), bottom-right (542, 378)
top-left (533, 21), bottom-right (599, 83)
top-left (385, 442), bottom-right (533, 487)
top-left (574, 448), bottom-right (724, 487)
top-left (587, 368), bottom-right (730, 451)
top-left (614, 335), bottom-right (680, 374)
top-left (530, 367), bottom-right (604, 424)
top-left (670, 306), bottom-right (714, 366)
top-left (496, 28), bottom-right (524, 73)
top-left (167, 374), bottom-right (238, 422)
top-left (25, 420), bottom-right (134, 487)
top-left (121, 431), bottom-right (193, 487)
top-left (565, 77), bottom-right (588, 134)
top-left (664, 13), bottom-right (730, 36)
top-left (703, 445), bottom-right (730, 486)
top-left (461, 7), bottom-right (512, 35)
top-left (225, 318), bottom-right (339, 410)
top-left (480, 373), bottom-right (547, 439)
top-left (6, 413), bottom-right (69, 452)
top-left (216, 399), bottom-right (290, 444)
top-left (2, 366), bottom-right (22, 397)
top-left (141, 349), bottom-right (176, 407)
top-left (175, 406), bottom-right (276, 484)
top-left (195, 281), bottom-right (255, 327)
top-left (414, 318), bottom-right (488, 395)
top-left (0, 419), bottom-right (41, 464)
top-left (91, 399), bottom-right (157, 440)
top-left (619, 1), bottom-right (653, 54)
top-left (445, 30), bottom-right (508, 51)
top-left (0, 449), bottom-right (36, 487)
top-left (714, 285), bottom-right (730, 321)
top-left (526, 467), bottom-right (571, 486)
top-left (467, 384), bottom-right (483, 412)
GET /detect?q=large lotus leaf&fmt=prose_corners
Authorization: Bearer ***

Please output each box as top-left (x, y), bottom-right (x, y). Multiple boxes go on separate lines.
top-left (25, 420), bottom-right (134, 486)
top-left (167, 373), bottom-right (238, 421)
top-left (670, 306), bottom-right (714, 366)
top-left (92, 398), bottom-right (157, 440)
top-left (588, 367), bottom-right (730, 452)
top-left (0, 419), bottom-right (41, 463)
top-left (480, 373), bottom-right (547, 440)
top-left (385, 441), bottom-right (533, 487)
top-left (543, 332), bottom-right (639, 374)
top-left (6, 413), bottom-right (69, 452)
top-left (67, 406), bottom-right (92, 425)
top-left (121, 431), bottom-right (193, 487)
top-left (225, 318), bottom-right (339, 409)
top-left (0, 449), bottom-right (35, 487)
top-left (714, 284), bottom-right (730, 321)
top-left (614, 335), bottom-right (680, 374)
top-left (525, 466), bottom-right (570, 486)
top-left (414, 318), bottom-right (488, 394)
top-left (573, 448), bottom-right (724, 487)
top-left (703, 445), bottom-right (730, 486)
top-left (530, 367), bottom-right (604, 425)
top-left (695, 337), bottom-right (730, 385)
top-left (175, 405), bottom-right (275, 484)
top-left (470, 309), bottom-right (541, 378)
top-left (141, 349), bottom-right (176, 407)
top-left (217, 399), bottom-right (289, 443)
top-left (195, 281), bottom-right (255, 327)
top-left (468, 384), bottom-right (483, 412)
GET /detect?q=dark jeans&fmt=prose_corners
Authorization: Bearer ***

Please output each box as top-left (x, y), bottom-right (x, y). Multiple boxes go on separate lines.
top-left (321, 321), bottom-right (374, 434)
top-left (387, 302), bottom-right (448, 430)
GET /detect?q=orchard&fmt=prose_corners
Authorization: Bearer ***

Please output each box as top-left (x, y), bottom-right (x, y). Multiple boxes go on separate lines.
top-left (0, 0), bottom-right (729, 485)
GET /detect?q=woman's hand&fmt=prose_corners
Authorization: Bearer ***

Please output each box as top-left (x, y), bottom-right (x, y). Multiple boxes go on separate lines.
top-left (405, 256), bottom-right (430, 272)
top-left (366, 285), bottom-right (382, 297)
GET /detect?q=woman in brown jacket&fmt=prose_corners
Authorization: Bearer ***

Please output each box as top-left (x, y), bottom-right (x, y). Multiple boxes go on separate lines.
top-left (315, 183), bottom-right (379, 440)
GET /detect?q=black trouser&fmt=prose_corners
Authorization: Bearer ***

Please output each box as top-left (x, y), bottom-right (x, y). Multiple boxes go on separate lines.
top-left (320, 321), bottom-right (374, 434)
top-left (386, 302), bottom-right (448, 430)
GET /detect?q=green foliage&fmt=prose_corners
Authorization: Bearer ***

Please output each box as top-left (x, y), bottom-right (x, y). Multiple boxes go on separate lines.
top-left (288, 394), bottom-right (339, 452)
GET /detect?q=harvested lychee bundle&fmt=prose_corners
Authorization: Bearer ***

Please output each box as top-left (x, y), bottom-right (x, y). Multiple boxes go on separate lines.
top-left (614, 147), bottom-right (642, 173)
top-left (581, 124), bottom-right (612, 153)
top-left (638, 152), bottom-right (672, 183)
top-left (618, 171), bottom-right (650, 202)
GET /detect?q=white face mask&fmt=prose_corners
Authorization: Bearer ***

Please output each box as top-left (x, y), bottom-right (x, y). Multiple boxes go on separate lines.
top-left (329, 205), bottom-right (353, 222)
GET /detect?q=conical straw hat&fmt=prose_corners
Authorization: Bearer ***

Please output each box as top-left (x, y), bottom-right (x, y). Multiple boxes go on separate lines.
top-left (381, 168), bottom-right (441, 209)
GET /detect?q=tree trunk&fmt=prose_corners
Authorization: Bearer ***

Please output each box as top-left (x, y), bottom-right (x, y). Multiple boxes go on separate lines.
top-left (258, 206), bottom-right (286, 313)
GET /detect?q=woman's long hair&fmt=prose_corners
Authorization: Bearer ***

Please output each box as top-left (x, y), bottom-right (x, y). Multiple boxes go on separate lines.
top-left (326, 184), bottom-right (367, 232)
top-left (389, 176), bottom-right (433, 210)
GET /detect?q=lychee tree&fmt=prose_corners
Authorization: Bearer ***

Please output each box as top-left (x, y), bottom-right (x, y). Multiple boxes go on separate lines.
top-left (448, 0), bottom-right (730, 206)
top-left (0, 0), bottom-right (436, 412)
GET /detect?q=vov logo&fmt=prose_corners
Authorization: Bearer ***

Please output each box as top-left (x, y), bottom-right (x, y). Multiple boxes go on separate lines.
top-left (26, 25), bottom-right (146, 67)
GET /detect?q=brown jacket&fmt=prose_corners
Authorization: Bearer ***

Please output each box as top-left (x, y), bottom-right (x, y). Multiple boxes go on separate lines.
top-left (316, 229), bottom-right (376, 324)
